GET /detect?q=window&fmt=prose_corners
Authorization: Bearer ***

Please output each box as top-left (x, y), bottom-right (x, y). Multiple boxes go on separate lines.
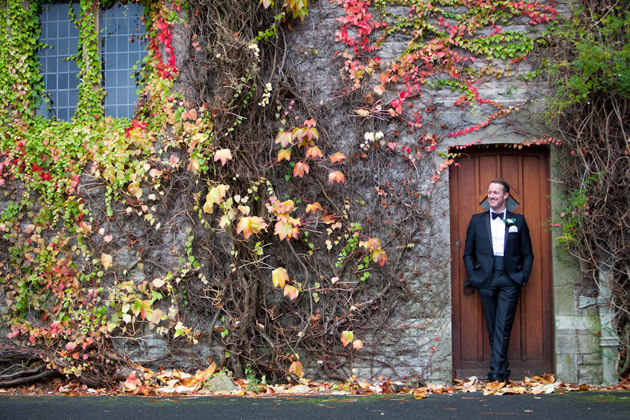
top-left (37, 1), bottom-right (148, 121)
top-left (101, 2), bottom-right (147, 118)
top-left (38, 2), bottom-right (81, 121)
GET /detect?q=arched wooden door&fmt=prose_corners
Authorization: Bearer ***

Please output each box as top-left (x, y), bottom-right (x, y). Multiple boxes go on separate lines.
top-left (450, 146), bottom-right (553, 379)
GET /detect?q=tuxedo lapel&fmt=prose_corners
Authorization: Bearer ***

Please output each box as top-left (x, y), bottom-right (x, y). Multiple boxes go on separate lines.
top-left (503, 220), bottom-right (509, 253)
top-left (484, 211), bottom-right (493, 249)
top-left (503, 211), bottom-right (515, 254)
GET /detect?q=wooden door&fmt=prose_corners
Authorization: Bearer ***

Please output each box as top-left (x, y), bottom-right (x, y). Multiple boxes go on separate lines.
top-left (450, 146), bottom-right (553, 379)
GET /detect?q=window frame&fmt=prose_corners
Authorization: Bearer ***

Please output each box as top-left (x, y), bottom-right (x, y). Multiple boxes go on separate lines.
top-left (37, 0), bottom-right (148, 121)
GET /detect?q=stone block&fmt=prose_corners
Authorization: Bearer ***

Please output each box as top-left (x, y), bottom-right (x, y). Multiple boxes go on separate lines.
top-left (553, 286), bottom-right (577, 315)
top-left (555, 353), bottom-right (578, 383)
top-left (556, 332), bottom-right (599, 355)
top-left (578, 352), bottom-right (603, 367)
top-left (203, 372), bottom-right (237, 392)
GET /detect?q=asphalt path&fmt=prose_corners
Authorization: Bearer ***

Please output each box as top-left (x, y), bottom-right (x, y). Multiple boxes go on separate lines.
top-left (1, 392), bottom-right (630, 420)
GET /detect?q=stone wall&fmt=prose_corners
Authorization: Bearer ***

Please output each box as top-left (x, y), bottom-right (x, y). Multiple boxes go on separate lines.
top-left (280, 0), bottom-right (602, 384)
top-left (0, 0), bottom-right (606, 385)
top-left (550, 148), bottom-right (603, 384)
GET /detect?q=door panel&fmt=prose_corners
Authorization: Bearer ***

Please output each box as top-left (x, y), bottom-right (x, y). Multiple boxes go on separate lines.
top-left (450, 147), bottom-right (553, 379)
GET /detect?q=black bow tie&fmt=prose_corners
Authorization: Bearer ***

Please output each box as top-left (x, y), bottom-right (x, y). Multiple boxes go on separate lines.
top-left (491, 212), bottom-right (504, 220)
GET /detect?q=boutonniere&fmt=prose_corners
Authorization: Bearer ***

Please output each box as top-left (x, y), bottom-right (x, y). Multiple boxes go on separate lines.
top-left (504, 218), bottom-right (516, 227)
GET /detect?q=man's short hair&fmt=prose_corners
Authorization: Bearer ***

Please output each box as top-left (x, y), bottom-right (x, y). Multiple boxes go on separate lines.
top-left (490, 178), bottom-right (510, 194)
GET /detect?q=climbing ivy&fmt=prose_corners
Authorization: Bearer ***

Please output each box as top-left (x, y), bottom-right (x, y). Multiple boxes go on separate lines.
top-left (0, 0), bottom-right (573, 390)
top-left (0, 0), bottom-right (196, 386)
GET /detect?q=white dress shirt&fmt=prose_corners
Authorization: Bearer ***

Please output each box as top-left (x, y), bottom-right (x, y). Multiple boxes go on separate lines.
top-left (490, 210), bottom-right (506, 256)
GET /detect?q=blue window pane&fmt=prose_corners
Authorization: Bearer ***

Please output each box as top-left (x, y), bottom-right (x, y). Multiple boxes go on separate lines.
top-left (59, 59), bottom-right (68, 73)
top-left (117, 35), bottom-right (128, 50)
top-left (58, 90), bottom-right (69, 107)
top-left (44, 57), bottom-right (57, 73)
top-left (58, 108), bottom-right (68, 121)
top-left (58, 73), bottom-right (68, 90)
top-left (45, 75), bottom-right (56, 90)
top-left (101, 2), bottom-right (147, 119)
top-left (58, 20), bottom-right (69, 37)
top-left (69, 89), bottom-right (79, 107)
top-left (118, 70), bottom-right (129, 85)
top-left (58, 38), bottom-right (69, 55)
top-left (37, 2), bottom-right (80, 121)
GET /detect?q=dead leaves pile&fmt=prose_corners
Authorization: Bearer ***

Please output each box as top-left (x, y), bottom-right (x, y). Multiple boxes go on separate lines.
top-left (4, 370), bottom-right (626, 398)
top-left (445, 373), bottom-right (592, 398)
top-left (124, 363), bottom-right (219, 396)
top-left (123, 371), bottom-right (597, 398)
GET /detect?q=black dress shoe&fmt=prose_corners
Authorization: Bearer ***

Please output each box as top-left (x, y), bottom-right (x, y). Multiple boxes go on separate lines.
top-left (498, 371), bottom-right (511, 383)
top-left (487, 374), bottom-right (500, 382)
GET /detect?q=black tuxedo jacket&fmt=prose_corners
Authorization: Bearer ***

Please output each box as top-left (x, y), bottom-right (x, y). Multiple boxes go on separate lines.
top-left (463, 210), bottom-right (534, 289)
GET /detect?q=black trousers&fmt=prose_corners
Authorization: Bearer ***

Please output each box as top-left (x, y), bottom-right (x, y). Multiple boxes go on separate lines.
top-left (476, 257), bottom-right (521, 380)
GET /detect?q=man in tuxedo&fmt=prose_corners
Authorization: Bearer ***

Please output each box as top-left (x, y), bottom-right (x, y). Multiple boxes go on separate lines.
top-left (463, 179), bottom-right (534, 383)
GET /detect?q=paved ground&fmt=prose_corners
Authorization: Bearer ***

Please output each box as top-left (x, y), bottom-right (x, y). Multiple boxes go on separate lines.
top-left (1, 391), bottom-right (630, 420)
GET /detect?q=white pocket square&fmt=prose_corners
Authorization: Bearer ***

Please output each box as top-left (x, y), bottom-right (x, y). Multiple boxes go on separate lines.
top-left (508, 226), bottom-right (519, 233)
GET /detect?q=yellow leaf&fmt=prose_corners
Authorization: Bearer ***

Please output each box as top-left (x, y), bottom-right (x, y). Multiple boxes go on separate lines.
top-left (272, 267), bottom-right (288, 289)
top-left (531, 383), bottom-right (555, 395)
top-left (374, 84), bottom-right (386, 96)
top-left (413, 389), bottom-right (428, 399)
top-left (148, 308), bottom-right (165, 325)
top-left (364, 237), bottom-right (382, 251)
top-left (274, 220), bottom-right (299, 241)
top-left (305, 202), bottom-right (323, 214)
top-left (540, 373), bottom-right (555, 383)
top-left (288, 361), bottom-right (304, 378)
top-left (322, 211), bottom-right (336, 224)
top-left (354, 109), bottom-right (370, 117)
top-left (272, 199), bottom-right (295, 215)
top-left (275, 131), bottom-right (292, 148)
top-left (340, 330), bottom-right (354, 347)
top-left (128, 182), bottom-right (142, 199)
top-left (188, 158), bottom-right (200, 174)
top-left (329, 152), bottom-right (347, 163)
top-left (213, 149), bottom-right (233, 166)
top-left (203, 184), bottom-right (230, 213)
top-left (236, 216), bottom-right (268, 239)
top-left (352, 339), bottom-right (363, 351)
top-left (219, 215), bottom-right (231, 229)
top-left (372, 248), bottom-right (388, 267)
top-left (305, 146), bottom-right (323, 160)
top-left (293, 162), bottom-right (310, 178)
top-left (125, 371), bottom-right (142, 392)
top-left (305, 127), bottom-right (319, 141)
top-left (483, 381), bottom-right (504, 395)
top-left (283, 284), bottom-right (299, 300)
top-left (328, 170), bottom-right (345, 184)
top-left (294, 127), bottom-right (318, 147)
top-left (101, 253), bottom-right (113, 270)
top-left (277, 148), bottom-right (291, 162)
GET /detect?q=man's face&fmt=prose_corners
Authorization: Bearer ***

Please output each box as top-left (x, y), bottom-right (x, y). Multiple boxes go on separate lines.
top-left (488, 182), bottom-right (509, 212)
